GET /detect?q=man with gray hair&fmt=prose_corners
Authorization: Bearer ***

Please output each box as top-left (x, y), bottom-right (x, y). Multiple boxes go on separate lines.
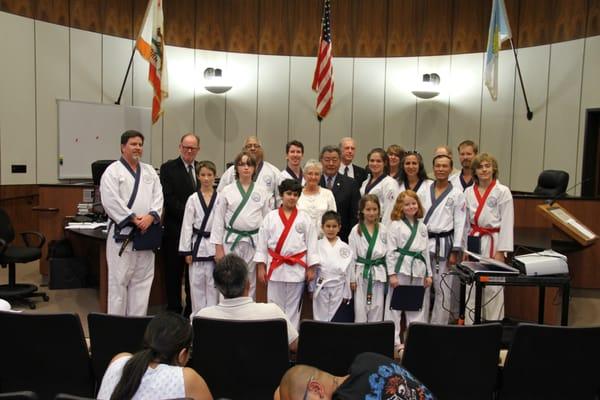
top-left (193, 253), bottom-right (298, 351)
top-left (338, 137), bottom-right (367, 186)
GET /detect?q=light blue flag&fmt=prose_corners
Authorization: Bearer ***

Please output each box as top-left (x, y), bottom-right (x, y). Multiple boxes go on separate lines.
top-left (484, 0), bottom-right (512, 100)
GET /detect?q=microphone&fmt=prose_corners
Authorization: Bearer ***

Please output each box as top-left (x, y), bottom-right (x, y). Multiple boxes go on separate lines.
top-left (545, 177), bottom-right (592, 206)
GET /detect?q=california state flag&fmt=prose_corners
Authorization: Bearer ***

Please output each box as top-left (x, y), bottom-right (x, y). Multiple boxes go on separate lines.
top-left (136, 0), bottom-right (168, 124)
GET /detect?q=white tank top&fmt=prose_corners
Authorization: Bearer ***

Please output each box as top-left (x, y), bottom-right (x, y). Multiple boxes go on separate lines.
top-left (97, 355), bottom-right (186, 400)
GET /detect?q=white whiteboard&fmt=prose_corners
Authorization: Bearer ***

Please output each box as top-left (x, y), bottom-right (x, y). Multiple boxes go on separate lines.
top-left (57, 100), bottom-right (152, 179)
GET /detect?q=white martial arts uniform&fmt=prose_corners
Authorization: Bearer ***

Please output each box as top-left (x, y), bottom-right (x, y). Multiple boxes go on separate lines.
top-left (100, 159), bottom-right (163, 316)
top-left (348, 223), bottom-right (388, 322)
top-left (217, 161), bottom-right (280, 208)
top-left (384, 218), bottom-right (432, 345)
top-left (449, 170), bottom-right (475, 192)
top-left (360, 175), bottom-right (400, 220)
top-left (313, 237), bottom-right (353, 321)
top-left (422, 181), bottom-right (466, 324)
top-left (280, 167), bottom-right (305, 186)
top-left (210, 182), bottom-right (271, 299)
top-left (297, 188), bottom-right (337, 236)
top-left (382, 180), bottom-right (433, 226)
top-left (448, 170), bottom-right (474, 316)
top-left (254, 207), bottom-right (319, 328)
top-left (179, 190), bottom-right (219, 316)
top-left (464, 180), bottom-right (514, 323)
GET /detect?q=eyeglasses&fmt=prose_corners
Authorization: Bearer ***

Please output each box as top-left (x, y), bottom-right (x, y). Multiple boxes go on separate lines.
top-left (302, 375), bottom-right (315, 400)
top-left (237, 162), bottom-right (253, 167)
top-left (245, 143), bottom-right (261, 149)
top-left (181, 145), bottom-right (199, 152)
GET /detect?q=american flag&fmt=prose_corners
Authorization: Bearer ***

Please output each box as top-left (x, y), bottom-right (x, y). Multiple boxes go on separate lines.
top-left (312, 0), bottom-right (334, 120)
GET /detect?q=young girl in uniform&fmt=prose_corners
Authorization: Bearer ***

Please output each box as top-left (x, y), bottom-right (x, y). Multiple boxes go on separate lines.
top-left (349, 194), bottom-right (388, 322)
top-left (384, 190), bottom-right (432, 350)
top-left (312, 211), bottom-right (353, 321)
top-left (179, 161), bottom-right (219, 316)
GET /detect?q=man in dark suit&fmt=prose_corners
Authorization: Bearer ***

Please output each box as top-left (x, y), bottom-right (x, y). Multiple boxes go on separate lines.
top-left (320, 145), bottom-right (360, 243)
top-left (339, 137), bottom-right (368, 187)
top-left (159, 133), bottom-right (200, 316)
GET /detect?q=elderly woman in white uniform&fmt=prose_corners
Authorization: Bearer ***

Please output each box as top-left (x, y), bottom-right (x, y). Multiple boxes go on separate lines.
top-left (297, 159), bottom-right (337, 235)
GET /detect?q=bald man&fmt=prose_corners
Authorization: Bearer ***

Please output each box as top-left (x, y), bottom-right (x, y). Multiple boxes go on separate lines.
top-left (275, 352), bottom-right (433, 400)
top-left (217, 136), bottom-right (280, 208)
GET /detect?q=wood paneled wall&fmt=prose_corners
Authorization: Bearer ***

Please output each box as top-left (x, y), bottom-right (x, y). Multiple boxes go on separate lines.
top-left (0, 185), bottom-right (39, 246)
top-left (1, 0), bottom-right (599, 57)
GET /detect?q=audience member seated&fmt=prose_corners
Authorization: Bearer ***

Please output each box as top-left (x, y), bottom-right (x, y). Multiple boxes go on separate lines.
top-left (96, 312), bottom-right (212, 400)
top-left (192, 253), bottom-right (299, 352)
top-left (0, 298), bottom-right (11, 311)
top-left (275, 352), bottom-right (434, 400)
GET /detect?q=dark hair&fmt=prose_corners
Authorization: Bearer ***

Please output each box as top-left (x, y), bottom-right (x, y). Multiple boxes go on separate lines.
top-left (110, 312), bottom-right (192, 400)
top-left (458, 140), bottom-right (478, 154)
top-left (286, 140), bottom-right (304, 154)
top-left (398, 151), bottom-right (428, 184)
top-left (357, 194), bottom-right (380, 236)
top-left (367, 148), bottom-right (389, 175)
top-left (120, 130), bottom-right (144, 145)
top-left (319, 145), bottom-right (341, 159)
top-left (213, 254), bottom-right (249, 298)
top-left (233, 151), bottom-right (258, 180)
top-left (278, 178), bottom-right (303, 196)
top-left (433, 154), bottom-right (453, 169)
top-left (321, 210), bottom-right (341, 226)
top-left (196, 160), bottom-right (217, 176)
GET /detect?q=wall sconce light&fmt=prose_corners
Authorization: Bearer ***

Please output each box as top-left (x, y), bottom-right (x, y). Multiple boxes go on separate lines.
top-left (203, 67), bottom-right (232, 94)
top-left (411, 73), bottom-right (441, 99)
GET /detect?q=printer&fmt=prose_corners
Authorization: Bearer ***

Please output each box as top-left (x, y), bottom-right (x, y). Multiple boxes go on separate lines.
top-left (512, 250), bottom-right (569, 276)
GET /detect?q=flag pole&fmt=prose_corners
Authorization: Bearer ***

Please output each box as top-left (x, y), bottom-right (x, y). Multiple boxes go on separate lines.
top-left (115, 46), bottom-right (136, 105)
top-left (509, 38), bottom-right (533, 120)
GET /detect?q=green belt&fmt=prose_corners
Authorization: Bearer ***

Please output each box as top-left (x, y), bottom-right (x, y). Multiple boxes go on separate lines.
top-left (225, 226), bottom-right (259, 251)
top-left (356, 256), bottom-right (386, 305)
top-left (394, 247), bottom-right (427, 278)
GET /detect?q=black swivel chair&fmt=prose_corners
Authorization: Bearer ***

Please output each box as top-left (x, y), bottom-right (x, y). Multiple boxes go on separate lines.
top-left (87, 313), bottom-right (153, 387)
top-left (402, 322), bottom-right (503, 400)
top-left (0, 208), bottom-right (48, 309)
top-left (533, 170), bottom-right (569, 197)
top-left (498, 323), bottom-right (600, 400)
top-left (296, 320), bottom-right (395, 375)
top-left (0, 312), bottom-right (95, 399)
top-left (191, 317), bottom-right (290, 400)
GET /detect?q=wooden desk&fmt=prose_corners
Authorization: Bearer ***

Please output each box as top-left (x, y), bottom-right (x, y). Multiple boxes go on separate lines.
top-left (507, 195), bottom-right (600, 324)
top-left (66, 228), bottom-right (166, 313)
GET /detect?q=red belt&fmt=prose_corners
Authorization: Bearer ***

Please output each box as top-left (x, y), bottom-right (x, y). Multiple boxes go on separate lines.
top-left (267, 248), bottom-right (308, 280)
top-left (470, 224), bottom-right (500, 257)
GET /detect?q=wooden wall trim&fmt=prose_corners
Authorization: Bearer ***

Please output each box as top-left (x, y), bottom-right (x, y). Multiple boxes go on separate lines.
top-left (1, 0), bottom-right (598, 56)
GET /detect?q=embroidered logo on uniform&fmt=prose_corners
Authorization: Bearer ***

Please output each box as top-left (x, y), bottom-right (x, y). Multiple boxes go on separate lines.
top-left (340, 248), bottom-right (351, 258)
top-left (420, 229), bottom-right (427, 237)
top-left (295, 224), bottom-right (304, 234)
top-left (381, 235), bottom-right (387, 244)
top-left (487, 196), bottom-right (498, 207)
top-left (263, 176), bottom-right (273, 186)
top-left (251, 192), bottom-right (262, 202)
top-left (143, 175), bottom-right (153, 184)
top-left (387, 191), bottom-right (395, 201)
top-left (445, 197), bottom-right (454, 208)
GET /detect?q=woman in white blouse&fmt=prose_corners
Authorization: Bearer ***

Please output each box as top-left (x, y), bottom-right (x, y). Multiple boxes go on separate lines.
top-left (296, 159), bottom-right (337, 235)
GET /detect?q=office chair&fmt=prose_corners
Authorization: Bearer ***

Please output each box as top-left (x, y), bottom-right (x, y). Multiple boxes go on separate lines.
top-left (191, 317), bottom-right (290, 400)
top-left (533, 170), bottom-right (569, 197)
top-left (498, 323), bottom-right (600, 400)
top-left (402, 322), bottom-right (503, 400)
top-left (296, 320), bottom-right (395, 375)
top-left (87, 313), bottom-right (153, 386)
top-left (0, 312), bottom-right (95, 399)
top-left (0, 208), bottom-right (49, 309)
